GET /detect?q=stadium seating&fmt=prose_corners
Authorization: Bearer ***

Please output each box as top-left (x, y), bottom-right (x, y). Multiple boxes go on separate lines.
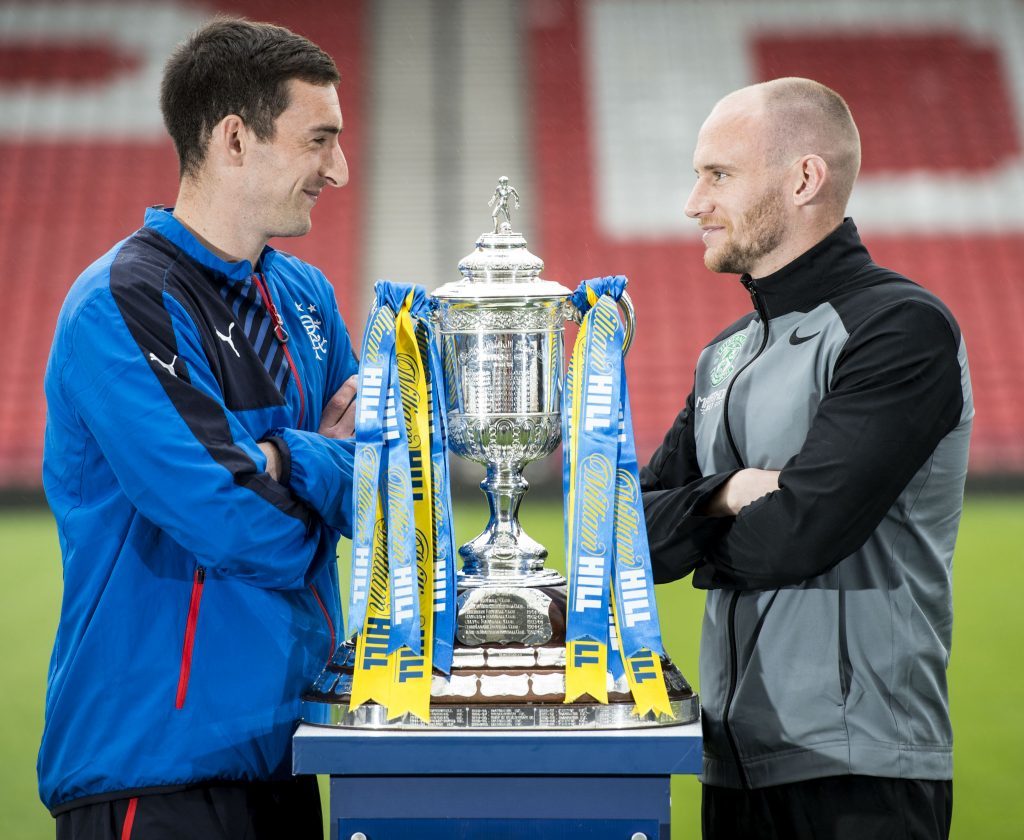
top-left (1, 0), bottom-right (1021, 489)
top-left (0, 1), bottom-right (363, 489)
top-left (529, 0), bottom-right (1024, 474)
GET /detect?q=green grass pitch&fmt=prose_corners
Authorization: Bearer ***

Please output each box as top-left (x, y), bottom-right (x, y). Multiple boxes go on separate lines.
top-left (2, 495), bottom-right (1021, 838)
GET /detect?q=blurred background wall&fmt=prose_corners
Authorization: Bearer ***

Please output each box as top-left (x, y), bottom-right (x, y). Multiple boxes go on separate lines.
top-left (1, 0), bottom-right (1023, 498)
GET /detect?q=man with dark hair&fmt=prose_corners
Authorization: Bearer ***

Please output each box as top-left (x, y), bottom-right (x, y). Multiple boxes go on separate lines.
top-left (642, 78), bottom-right (972, 838)
top-left (39, 17), bottom-right (357, 838)
top-left (160, 16), bottom-right (342, 180)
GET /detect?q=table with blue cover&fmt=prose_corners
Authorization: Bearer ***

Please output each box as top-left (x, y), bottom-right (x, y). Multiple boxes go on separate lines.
top-left (293, 721), bottom-right (702, 839)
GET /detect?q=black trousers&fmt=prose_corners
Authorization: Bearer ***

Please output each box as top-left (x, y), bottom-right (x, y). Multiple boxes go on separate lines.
top-left (55, 776), bottom-right (322, 840)
top-left (703, 775), bottom-right (952, 840)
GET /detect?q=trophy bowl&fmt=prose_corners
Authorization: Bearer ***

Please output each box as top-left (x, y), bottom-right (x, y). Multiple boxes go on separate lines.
top-left (435, 261), bottom-right (570, 584)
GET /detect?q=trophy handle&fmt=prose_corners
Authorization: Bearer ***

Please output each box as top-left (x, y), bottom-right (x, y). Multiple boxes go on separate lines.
top-left (618, 290), bottom-right (636, 355)
top-left (565, 290), bottom-right (637, 356)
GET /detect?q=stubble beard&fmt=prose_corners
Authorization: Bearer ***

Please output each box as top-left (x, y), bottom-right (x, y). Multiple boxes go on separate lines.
top-left (704, 189), bottom-right (787, 275)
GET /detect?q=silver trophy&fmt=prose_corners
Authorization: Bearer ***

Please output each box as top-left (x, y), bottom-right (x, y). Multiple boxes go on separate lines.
top-left (303, 179), bottom-right (697, 728)
top-left (435, 187), bottom-right (582, 588)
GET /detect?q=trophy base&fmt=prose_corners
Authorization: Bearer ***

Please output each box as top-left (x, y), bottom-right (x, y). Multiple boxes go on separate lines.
top-left (302, 694), bottom-right (699, 730)
top-left (301, 585), bottom-right (699, 730)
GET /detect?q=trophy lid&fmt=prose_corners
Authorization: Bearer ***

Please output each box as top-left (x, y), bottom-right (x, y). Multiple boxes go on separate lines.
top-left (433, 177), bottom-right (572, 301)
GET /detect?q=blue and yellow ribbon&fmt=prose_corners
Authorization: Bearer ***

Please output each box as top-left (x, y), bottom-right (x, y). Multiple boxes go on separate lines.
top-left (348, 281), bottom-right (456, 722)
top-left (425, 313), bottom-right (457, 675)
top-left (564, 276), bottom-right (672, 718)
top-left (564, 290), bottom-right (621, 703)
top-left (348, 300), bottom-right (396, 639)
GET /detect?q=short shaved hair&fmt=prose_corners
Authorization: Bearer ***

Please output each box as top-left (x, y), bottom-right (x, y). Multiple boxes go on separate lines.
top-left (733, 77), bottom-right (862, 210)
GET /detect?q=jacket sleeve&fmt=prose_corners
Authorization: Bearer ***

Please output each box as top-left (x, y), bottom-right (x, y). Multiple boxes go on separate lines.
top-left (697, 300), bottom-right (965, 590)
top-left (265, 275), bottom-right (359, 535)
top-left (265, 429), bottom-right (355, 536)
top-left (640, 389), bottom-right (736, 583)
top-left (63, 289), bottom-right (323, 590)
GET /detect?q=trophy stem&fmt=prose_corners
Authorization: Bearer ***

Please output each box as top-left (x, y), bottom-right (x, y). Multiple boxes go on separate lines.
top-left (458, 464), bottom-right (564, 587)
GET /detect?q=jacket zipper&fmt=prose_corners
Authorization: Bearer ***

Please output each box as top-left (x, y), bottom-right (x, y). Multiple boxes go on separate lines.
top-left (175, 566), bottom-right (205, 709)
top-left (722, 279), bottom-right (770, 466)
top-left (309, 583), bottom-right (336, 665)
top-left (722, 591), bottom-right (746, 786)
top-left (252, 272), bottom-right (306, 427)
top-left (719, 278), bottom-right (772, 789)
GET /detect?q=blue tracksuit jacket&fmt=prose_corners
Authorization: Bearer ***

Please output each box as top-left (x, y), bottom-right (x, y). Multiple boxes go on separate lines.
top-left (39, 207), bottom-right (358, 813)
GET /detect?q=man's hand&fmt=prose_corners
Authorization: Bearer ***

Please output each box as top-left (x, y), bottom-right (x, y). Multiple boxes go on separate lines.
top-left (706, 468), bottom-right (781, 517)
top-left (258, 440), bottom-right (282, 482)
top-left (319, 375), bottom-right (359, 439)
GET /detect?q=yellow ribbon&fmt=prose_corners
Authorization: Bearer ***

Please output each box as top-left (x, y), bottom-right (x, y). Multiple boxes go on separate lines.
top-left (386, 292), bottom-right (434, 721)
top-left (349, 503), bottom-right (394, 711)
top-left (350, 292), bottom-right (436, 722)
top-left (564, 284), bottom-right (672, 717)
top-left (611, 590), bottom-right (673, 718)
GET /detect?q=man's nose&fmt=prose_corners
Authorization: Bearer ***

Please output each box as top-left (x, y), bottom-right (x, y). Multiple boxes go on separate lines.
top-left (323, 141), bottom-right (349, 188)
top-left (684, 180), bottom-right (709, 219)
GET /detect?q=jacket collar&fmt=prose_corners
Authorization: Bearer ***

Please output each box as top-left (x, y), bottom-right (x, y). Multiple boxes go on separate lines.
top-left (742, 218), bottom-right (872, 319)
top-left (143, 206), bottom-right (277, 282)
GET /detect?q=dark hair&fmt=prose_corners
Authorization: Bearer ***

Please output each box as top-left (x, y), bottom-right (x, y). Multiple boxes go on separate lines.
top-left (160, 17), bottom-right (340, 178)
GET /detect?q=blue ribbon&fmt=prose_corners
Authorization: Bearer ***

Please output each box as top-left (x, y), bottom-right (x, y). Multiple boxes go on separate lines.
top-left (382, 345), bottom-right (418, 655)
top-left (384, 282), bottom-right (431, 656)
top-left (427, 332), bottom-right (457, 674)
top-left (348, 297), bottom-right (397, 639)
top-left (569, 275), bottom-right (627, 313)
top-left (351, 282), bottom-right (419, 655)
top-left (612, 367), bottom-right (665, 658)
top-left (388, 284), bottom-right (456, 670)
top-left (565, 275), bottom-right (666, 667)
top-left (565, 293), bottom-right (623, 648)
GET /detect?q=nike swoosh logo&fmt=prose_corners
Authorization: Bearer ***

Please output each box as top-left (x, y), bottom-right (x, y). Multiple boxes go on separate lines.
top-left (789, 329), bottom-right (820, 346)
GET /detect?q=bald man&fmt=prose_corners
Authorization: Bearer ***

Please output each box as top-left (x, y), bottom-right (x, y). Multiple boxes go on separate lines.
top-left (641, 78), bottom-right (971, 838)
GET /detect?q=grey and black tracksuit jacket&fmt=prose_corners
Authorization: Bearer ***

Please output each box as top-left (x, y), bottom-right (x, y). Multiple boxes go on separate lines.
top-left (640, 219), bottom-right (973, 789)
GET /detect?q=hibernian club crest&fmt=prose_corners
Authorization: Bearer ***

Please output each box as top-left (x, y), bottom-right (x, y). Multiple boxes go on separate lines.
top-left (709, 333), bottom-right (747, 386)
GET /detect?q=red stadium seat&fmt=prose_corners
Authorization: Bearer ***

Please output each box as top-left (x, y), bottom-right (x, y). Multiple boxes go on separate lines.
top-left (0, 1), bottom-right (364, 491)
top-left (529, 0), bottom-right (1024, 475)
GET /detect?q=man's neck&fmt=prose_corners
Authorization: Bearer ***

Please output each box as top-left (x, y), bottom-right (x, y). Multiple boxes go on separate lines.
top-left (749, 216), bottom-right (844, 280)
top-left (173, 180), bottom-right (265, 267)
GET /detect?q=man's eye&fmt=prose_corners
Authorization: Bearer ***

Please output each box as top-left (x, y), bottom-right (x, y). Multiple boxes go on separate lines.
top-left (312, 137), bottom-right (326, 146)
top-left (713, 171), bottom-right (727, 181)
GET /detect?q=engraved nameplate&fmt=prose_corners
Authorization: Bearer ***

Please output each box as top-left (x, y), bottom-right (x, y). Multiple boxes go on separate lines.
top-left (456, 587), bottom-right (553, 646)
top-left (303, 696), bottom-right (701, 729)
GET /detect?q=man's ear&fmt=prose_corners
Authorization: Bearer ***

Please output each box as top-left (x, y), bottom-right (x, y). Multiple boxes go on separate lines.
top-left (209, 115), bottom-right (247, 167)
top-left (793, 154), bottom-right (828, 206)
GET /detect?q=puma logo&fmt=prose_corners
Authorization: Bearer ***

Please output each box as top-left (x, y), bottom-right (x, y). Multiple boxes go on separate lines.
top-left (149, 353), bottom-right (178, 377)
top-left (216, 322), bottom-right (240, 358)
